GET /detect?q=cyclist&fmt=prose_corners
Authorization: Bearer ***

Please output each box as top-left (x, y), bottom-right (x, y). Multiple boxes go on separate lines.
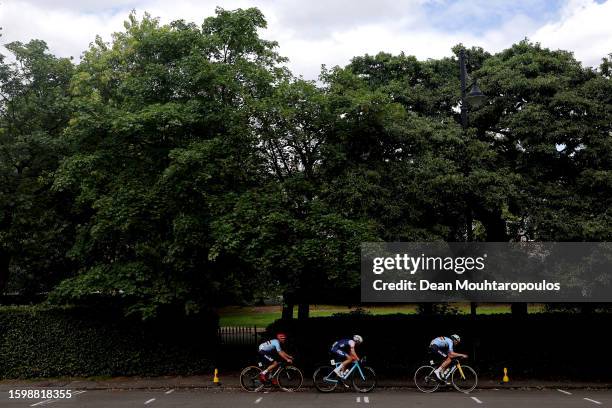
top-left (429, 334), bottom-right (467, 382)
top-left (258, 333), bottom-right (293, 383)
top-left (330, 335), bottom-right (363, 377)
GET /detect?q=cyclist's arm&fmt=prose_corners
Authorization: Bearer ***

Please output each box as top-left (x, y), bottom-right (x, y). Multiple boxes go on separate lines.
top-left (448, 351), bottom-right (467, 359)
top-left (279, 350), bottom-right (293, 362)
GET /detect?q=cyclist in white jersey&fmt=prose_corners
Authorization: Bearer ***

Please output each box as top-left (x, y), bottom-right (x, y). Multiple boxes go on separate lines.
top-left (429, 334), bottom-right (467, 381)
top-left (258, 333), bottom-right (293, 382)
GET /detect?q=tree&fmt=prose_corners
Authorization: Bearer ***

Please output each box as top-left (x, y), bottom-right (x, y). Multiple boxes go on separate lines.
top-left (0, 39), bottom-right (74, 297)
top-left (50, 9), bottom-right (288, 318)
top-left (210, 79), bottom-right (377, 319)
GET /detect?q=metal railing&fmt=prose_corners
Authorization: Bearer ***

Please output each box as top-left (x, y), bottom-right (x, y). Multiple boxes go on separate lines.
top-left (218, 325), bottom-right (262, 346)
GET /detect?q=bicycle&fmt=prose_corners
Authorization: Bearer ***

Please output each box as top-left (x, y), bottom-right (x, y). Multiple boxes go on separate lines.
top-left (240, 360), bottom-right (304, 392)
top-left (414, 357), bottom-right (478, 393)
top-left (313, 357), bottom-right (376, 393)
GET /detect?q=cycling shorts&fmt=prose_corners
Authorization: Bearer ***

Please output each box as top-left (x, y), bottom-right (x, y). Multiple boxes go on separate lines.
top-left (429, 344), bottom-right (448, 358)
top-left (331, 347), bottom-right (349, 359)
top-left (259, 350), bottom-right (281, 364)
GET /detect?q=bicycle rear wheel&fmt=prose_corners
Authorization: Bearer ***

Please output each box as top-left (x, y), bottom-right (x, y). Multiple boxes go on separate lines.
top-left (352, 366), bottom-right (376, 393)
top-left (240, 366), bottom-right (265, 392)
top-left (313, 366), bottom-right (338, 392)
top-left (414, 365), bottom-right (440, 393)
top-left (452, 365), bottom-right (478, 393)
top-left (277, 366), bottom-right (303, 392)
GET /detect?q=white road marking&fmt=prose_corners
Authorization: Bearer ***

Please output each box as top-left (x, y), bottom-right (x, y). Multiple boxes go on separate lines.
top-left (255, 397), bottom-right (263, 404)
top-left (30, 401), bottom-right (55, 407)
top-left (73, 390), bottom-right (87, 395)
top-left (165, 389), bottom-right (175, 395)
top-left (557, 389), bottom-right (572, 395)
top-left (144, 398), bottom-right (156, 405)
top-left (471, 396), bottom-right (483, 404)
top-left (364, 396), bottom-right (370, 403)
top-left (584, 398), bottom-right (602, 405)
top-left (356, 396), bottom-right (361, 403)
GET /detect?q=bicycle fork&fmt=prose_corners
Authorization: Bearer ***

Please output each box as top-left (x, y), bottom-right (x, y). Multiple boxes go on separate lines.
top-left (444, 363), bottom-right (466, 381)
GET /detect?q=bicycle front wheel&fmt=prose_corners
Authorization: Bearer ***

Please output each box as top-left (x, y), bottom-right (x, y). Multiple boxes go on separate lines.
top-left (452, 365), bottom-right (478, 393)
top-left (240, 366), bottom-right (265, 392)
top-left (313, 366), bottom-right (338, 392)
top-left (277, 366), bottom-right (303, 392)
top-left (352, 366), bottom-right (376, 393)
top-left (414, 365), bottom-right (440, 393)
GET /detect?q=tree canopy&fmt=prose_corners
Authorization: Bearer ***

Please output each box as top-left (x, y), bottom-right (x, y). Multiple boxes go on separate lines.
top-left (1, 8), bottom-right (610, 318)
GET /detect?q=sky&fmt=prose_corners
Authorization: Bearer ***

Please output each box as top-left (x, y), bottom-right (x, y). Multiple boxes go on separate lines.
top-left (1, 0), bottom-right (611, 80)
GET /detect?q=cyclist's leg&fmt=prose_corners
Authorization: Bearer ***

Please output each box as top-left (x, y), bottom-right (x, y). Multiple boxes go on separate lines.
top-left (259, 351), bottom-right (278, 378)
top-left (332, 349), bottom-right (351, 375)
top-left (430, 345), bottom-right (450, 379)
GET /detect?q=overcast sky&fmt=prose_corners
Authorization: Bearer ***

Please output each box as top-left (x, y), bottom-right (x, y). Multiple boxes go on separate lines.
top-left (1, 0), bottom-right (611, 79)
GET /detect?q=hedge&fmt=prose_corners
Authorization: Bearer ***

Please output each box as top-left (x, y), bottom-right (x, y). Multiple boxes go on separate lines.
top-left (268, 313), bottom-right (612, 380)
top-left (0, 305), bottom-right (218, 379)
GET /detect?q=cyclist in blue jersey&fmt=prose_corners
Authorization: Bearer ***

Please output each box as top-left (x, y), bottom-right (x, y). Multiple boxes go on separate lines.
top-left (258, 333), bottom-right (293, 382)
top-left (330, 335), bottom-right (363, 377)
top-left (429, 334), bottom-right (467, 381)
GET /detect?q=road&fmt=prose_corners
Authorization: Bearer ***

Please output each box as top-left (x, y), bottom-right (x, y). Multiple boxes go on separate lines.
top-left (1, 388), bottom-right (611, 407)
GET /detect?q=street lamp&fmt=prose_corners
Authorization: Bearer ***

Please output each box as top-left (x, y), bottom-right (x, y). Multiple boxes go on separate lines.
top-left (459, 48), bottom-right (486, 127)
top-left (459, 48), bottom-right (486, 318)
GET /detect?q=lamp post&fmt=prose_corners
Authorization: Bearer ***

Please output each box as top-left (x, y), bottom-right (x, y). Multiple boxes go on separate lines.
top-left (459, 48), bottom-right (486, 318)
top-left (459, 48), bottom-right (486, 128)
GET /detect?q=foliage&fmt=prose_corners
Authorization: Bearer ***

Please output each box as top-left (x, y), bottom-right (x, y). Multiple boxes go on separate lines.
top-left (0, 40), bottom-right (75, 295)
top-left (0, 305), bottom-right (217, 378)
top-left (0, 9), bottom-right (610, 318)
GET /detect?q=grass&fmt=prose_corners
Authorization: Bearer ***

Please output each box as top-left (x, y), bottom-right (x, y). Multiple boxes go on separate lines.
top-left (217, 303), bottom-right (547, 326)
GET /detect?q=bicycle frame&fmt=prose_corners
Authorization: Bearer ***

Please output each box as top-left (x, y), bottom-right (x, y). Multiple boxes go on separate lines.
top-left (323, 360), bottom-right (366, 383)
top-left (257, 361), bottom-right (287, 380)
top-left (442, 360), bottom-right (466, 380)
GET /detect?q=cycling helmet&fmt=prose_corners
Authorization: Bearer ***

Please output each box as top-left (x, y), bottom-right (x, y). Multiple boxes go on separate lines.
top-left (353, 334), bottom-right (363, 344)
top-left (450, 334), bottom-right (461, 342)
top-left (276, 333), bottom-right (287, 341)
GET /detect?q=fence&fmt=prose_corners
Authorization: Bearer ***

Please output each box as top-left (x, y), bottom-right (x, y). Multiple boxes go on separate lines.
top-left (217, 325), bottom-right (263, 346)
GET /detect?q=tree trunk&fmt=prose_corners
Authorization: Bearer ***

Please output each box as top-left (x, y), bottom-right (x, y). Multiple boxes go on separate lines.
top-left (580, 304), bottom-right (595, 314)
top-left (511, 303), bottom-right (528, 316)
top-left (419, 303), bottom-right (434, 315)
top-left (282, 293), bottom-right (294, 320)
top-left (298, 303), bottom-right (309, 320)
top-left (470, 302), bottom-right (477, 317)
top-left (466, 208), bottom-right (474, 242)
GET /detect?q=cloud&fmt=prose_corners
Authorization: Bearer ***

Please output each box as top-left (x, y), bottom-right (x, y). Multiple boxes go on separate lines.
top-left (1, 0), bottom-right (611, 79)
top-left (532, 0), bottom-right (612, 66)
top-left (0, 1), bottom-right (127, 59)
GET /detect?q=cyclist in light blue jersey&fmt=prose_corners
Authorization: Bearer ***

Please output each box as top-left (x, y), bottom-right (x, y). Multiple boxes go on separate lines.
top-left (258, 333), bottom-right (293, 382)
top-left (429, 334), bottom-right (467, 381)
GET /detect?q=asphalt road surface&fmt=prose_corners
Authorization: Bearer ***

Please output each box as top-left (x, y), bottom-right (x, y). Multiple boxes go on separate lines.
top-left (2, 388), bottom-right (611, 407)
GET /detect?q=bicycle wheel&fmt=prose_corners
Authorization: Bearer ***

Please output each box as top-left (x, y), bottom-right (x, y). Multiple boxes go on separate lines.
top-left (451, 364), bottom-right (478, 393)
top-left (352, 366), bottom-right (376, 393)
top-left (414, 365), bottom-right (440, 393)
top-left (313, 366), bottom-right (338, 392)
top-left (277, 366), bottom-right (303, 392)
top-left (240, 366), bottom-right (265, 392)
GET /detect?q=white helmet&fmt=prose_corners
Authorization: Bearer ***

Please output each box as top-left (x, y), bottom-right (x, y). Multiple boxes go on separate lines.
top-left (353, 334), bottom-right (363, 344)
top-left (450, 334), bottom-right (461, 342)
